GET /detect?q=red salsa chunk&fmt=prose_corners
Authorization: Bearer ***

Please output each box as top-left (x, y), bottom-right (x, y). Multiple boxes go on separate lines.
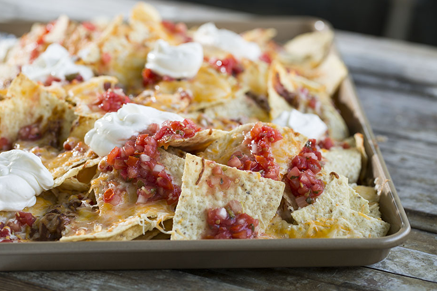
top-left (0, 212), bottom-right (36, 243)
top-left (95, 88), bottom-right (131, 112)
top-left (154, 119), bottom-right (200, 145)
top-left (18, 123), bottom-right (42, 141)
top-left (161, 21), bottom-right (192, 42)
top-left (285, 139), bottom-right (325, 206)
top-left (142, 68), bottom-right (175, 87)
top-left (206, 164), bottom-right (233, 191)
top-left (207, 55), bottom-right (244, 76)
top-left (104, 120), bottom-right (199, 205)
top-left (204, 200), bottom-right (259, 239)
top-left (227, 122), bottom-right (283, 180)
top-left (318, 137), bottom-right (350, 150)
top-left (0, 137), bottom-right (12, 151)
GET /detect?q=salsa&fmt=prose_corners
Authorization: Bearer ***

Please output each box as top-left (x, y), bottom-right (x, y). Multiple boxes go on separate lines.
top-left (104, 120), bottom-right (199, 205)
top-left (207, 55), bottom-right (244, 76)
top-left (204, 200), bottom-right (259, 239)
top-left (95, 88), bottom-right (131, 113)
top-left (227, 122), bottom-right (283, 180)
top-left (285, 139), bottom-right (325, 206)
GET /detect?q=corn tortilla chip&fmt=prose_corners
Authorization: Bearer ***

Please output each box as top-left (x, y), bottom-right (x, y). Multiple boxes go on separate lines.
top-left (171, 154), bottom-right (285, 240)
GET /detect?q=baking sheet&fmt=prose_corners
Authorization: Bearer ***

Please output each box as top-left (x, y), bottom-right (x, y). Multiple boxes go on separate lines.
top-left (0, 17), bottom-right (410, 270)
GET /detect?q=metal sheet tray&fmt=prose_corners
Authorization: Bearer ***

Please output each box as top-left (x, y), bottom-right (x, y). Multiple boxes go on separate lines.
top-left (0, 18), bottom-right (410, 270)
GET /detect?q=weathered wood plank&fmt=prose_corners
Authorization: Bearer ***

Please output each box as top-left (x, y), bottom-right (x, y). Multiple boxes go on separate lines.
top-left (402, 229), bottom-right (437, 255)
top-left (337, 31), bottom-right (437, 87)
top-left (183, 268), bottom-right (356, 291)
top-left (406, 210), bottom-right (437, 234)
top-left (3, 270), bottom-right (249, 291)
top-left (0, 274), bottom-right (51, 291)
top-left (186, 267), bottom-right (437, 291)
top-left (367, 246), bottom-right (437, 283)
top-left (352, 85), bottom-right (437, 215)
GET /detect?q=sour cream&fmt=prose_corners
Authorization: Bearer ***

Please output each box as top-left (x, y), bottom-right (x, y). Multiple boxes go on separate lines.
top-left (272, 109), bottom-right (328, 140)
top-left (22, 43), bottom-right (94, 83)
top-left (0, 150), bottom-right (54, 212)
top-left (193, 23), bottom-right (261, 61)
top-left (146, 40), bottom-right (203, 79)
top-left (85, 104), bottom-right (184, 157)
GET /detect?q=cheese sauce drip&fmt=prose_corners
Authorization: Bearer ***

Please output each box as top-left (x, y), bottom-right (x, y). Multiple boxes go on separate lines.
top-left (194, 22), bottom-right (261, 61)
top-left (0, 150), bottom-right (54, 211)
top-left (84, 104), bottom-right (184, 157)
top-left (146, 39), bottom-right (203, 79)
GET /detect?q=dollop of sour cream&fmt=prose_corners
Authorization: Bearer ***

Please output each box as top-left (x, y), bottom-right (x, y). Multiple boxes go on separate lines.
top-left (85, 103), bottom-right (184, 157)
top-left (272, 109), bottom-right (328, 140)
top-left (22, 43), bottom-right (94, 83)
top-left (193, 22), bottom-right (261, 61)
top-left (0, 150), bottom-right (54, 211)
top-left (146, 39), bottom-right (203, 79)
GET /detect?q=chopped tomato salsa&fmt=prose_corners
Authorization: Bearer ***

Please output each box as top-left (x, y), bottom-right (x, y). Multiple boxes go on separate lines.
top-left (227, 123), bottom-right (283, 180)
top-left (0, 212), bottom-right (36, 243)
top-left (0, 137), bottom-right (12, 151)
top-left (207, 55), bottom-right (244, 76)
top-left (259, 52), bottom-right (272, 64)
top-left (273, 73), bottom-right (299, 108)
top-left (95, 88), bottom-right (131, 112)
top-left (18, 123), bottom-right (42, 141)
top-left (204, 200), bottom-right (259, 239)
top-left (142, 68), bottom-right (175, 87)
top-left (154, 119), bottom-right (200, 145)
top-left (318, 137), bottom-right (351, 150)
top-left (104, 120), bottom-right (199, 205)
top-left (206, 164), bottom-right (233, 191)
top-left (161, 20), bottom-right (192, 42)
top-left (285, 139), bottom-right (325, 205)
top-left (82, 21), bottom-right (96, 31)
top-left (29, 21), bottom-right (54, 62)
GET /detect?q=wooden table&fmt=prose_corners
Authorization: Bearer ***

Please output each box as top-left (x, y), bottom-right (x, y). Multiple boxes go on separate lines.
top-left (0, 1), bottom-right (436, 290)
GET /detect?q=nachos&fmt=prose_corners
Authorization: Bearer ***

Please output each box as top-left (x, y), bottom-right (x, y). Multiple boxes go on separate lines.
top-left (0, 3), bottom-right (389, 243)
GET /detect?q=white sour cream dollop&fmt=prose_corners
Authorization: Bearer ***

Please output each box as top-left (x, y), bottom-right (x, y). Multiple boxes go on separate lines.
top-left (85, 103), bottom-right (184, 157)
top-left (193, 22), bottom-right (261, 61)
top-left (0, 150), bottom-right (54, 211)
top-left (22, 43), bottom-right (94, 83)
top-left (146, 40), bottom-right (203, 79)
top-left (272, 109), bottom-right (328, 140)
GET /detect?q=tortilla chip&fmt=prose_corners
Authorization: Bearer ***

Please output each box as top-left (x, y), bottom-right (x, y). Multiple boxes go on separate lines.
top-left (353, 185), bottom-right (381, 218)
top-left (0, 64), bottom-right (19, 89)
top-left (67, 76), bottom-right (118, 118)
top-left (267, 61), bottom-right (294, 120)
top-left (313, 53), bottom-right (348, 95)
top-left (238, 60), bottom-right (269, 97)
top-left (69, 115), bottom-right (99, 141)
top-left (171, 154), bottom-right (285, 240)
top-left (267, 61), bottom-right (349, 140)
top-left (322, 147), bottom-right (362, 184)
top-left (52, 157), bottom-right (100, 188)
top-left (155, 65), bottom-right (235, 112)
top-left (200, 123), bottom-right (307, 178)
top-left (60, 200), bottom-right (174, 241)
top-left (282, 30), bottom-right (334, 68)
top-left (61, 148), bottom-right (185, 242)
top-left (291, 173), bottom-right (351, 224)
top-left (200, 89), bottom-right (270, 122)
top-left (289, 172), bottom-right (389, 238)
top-left (79, 16), bottom-right (151, 90)
top-left (162, 128), bottom-right (228, 152)
top-left (1, 74), bottom-right (75, 145)
top-left (130, 2), bottom-right (162, 23)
